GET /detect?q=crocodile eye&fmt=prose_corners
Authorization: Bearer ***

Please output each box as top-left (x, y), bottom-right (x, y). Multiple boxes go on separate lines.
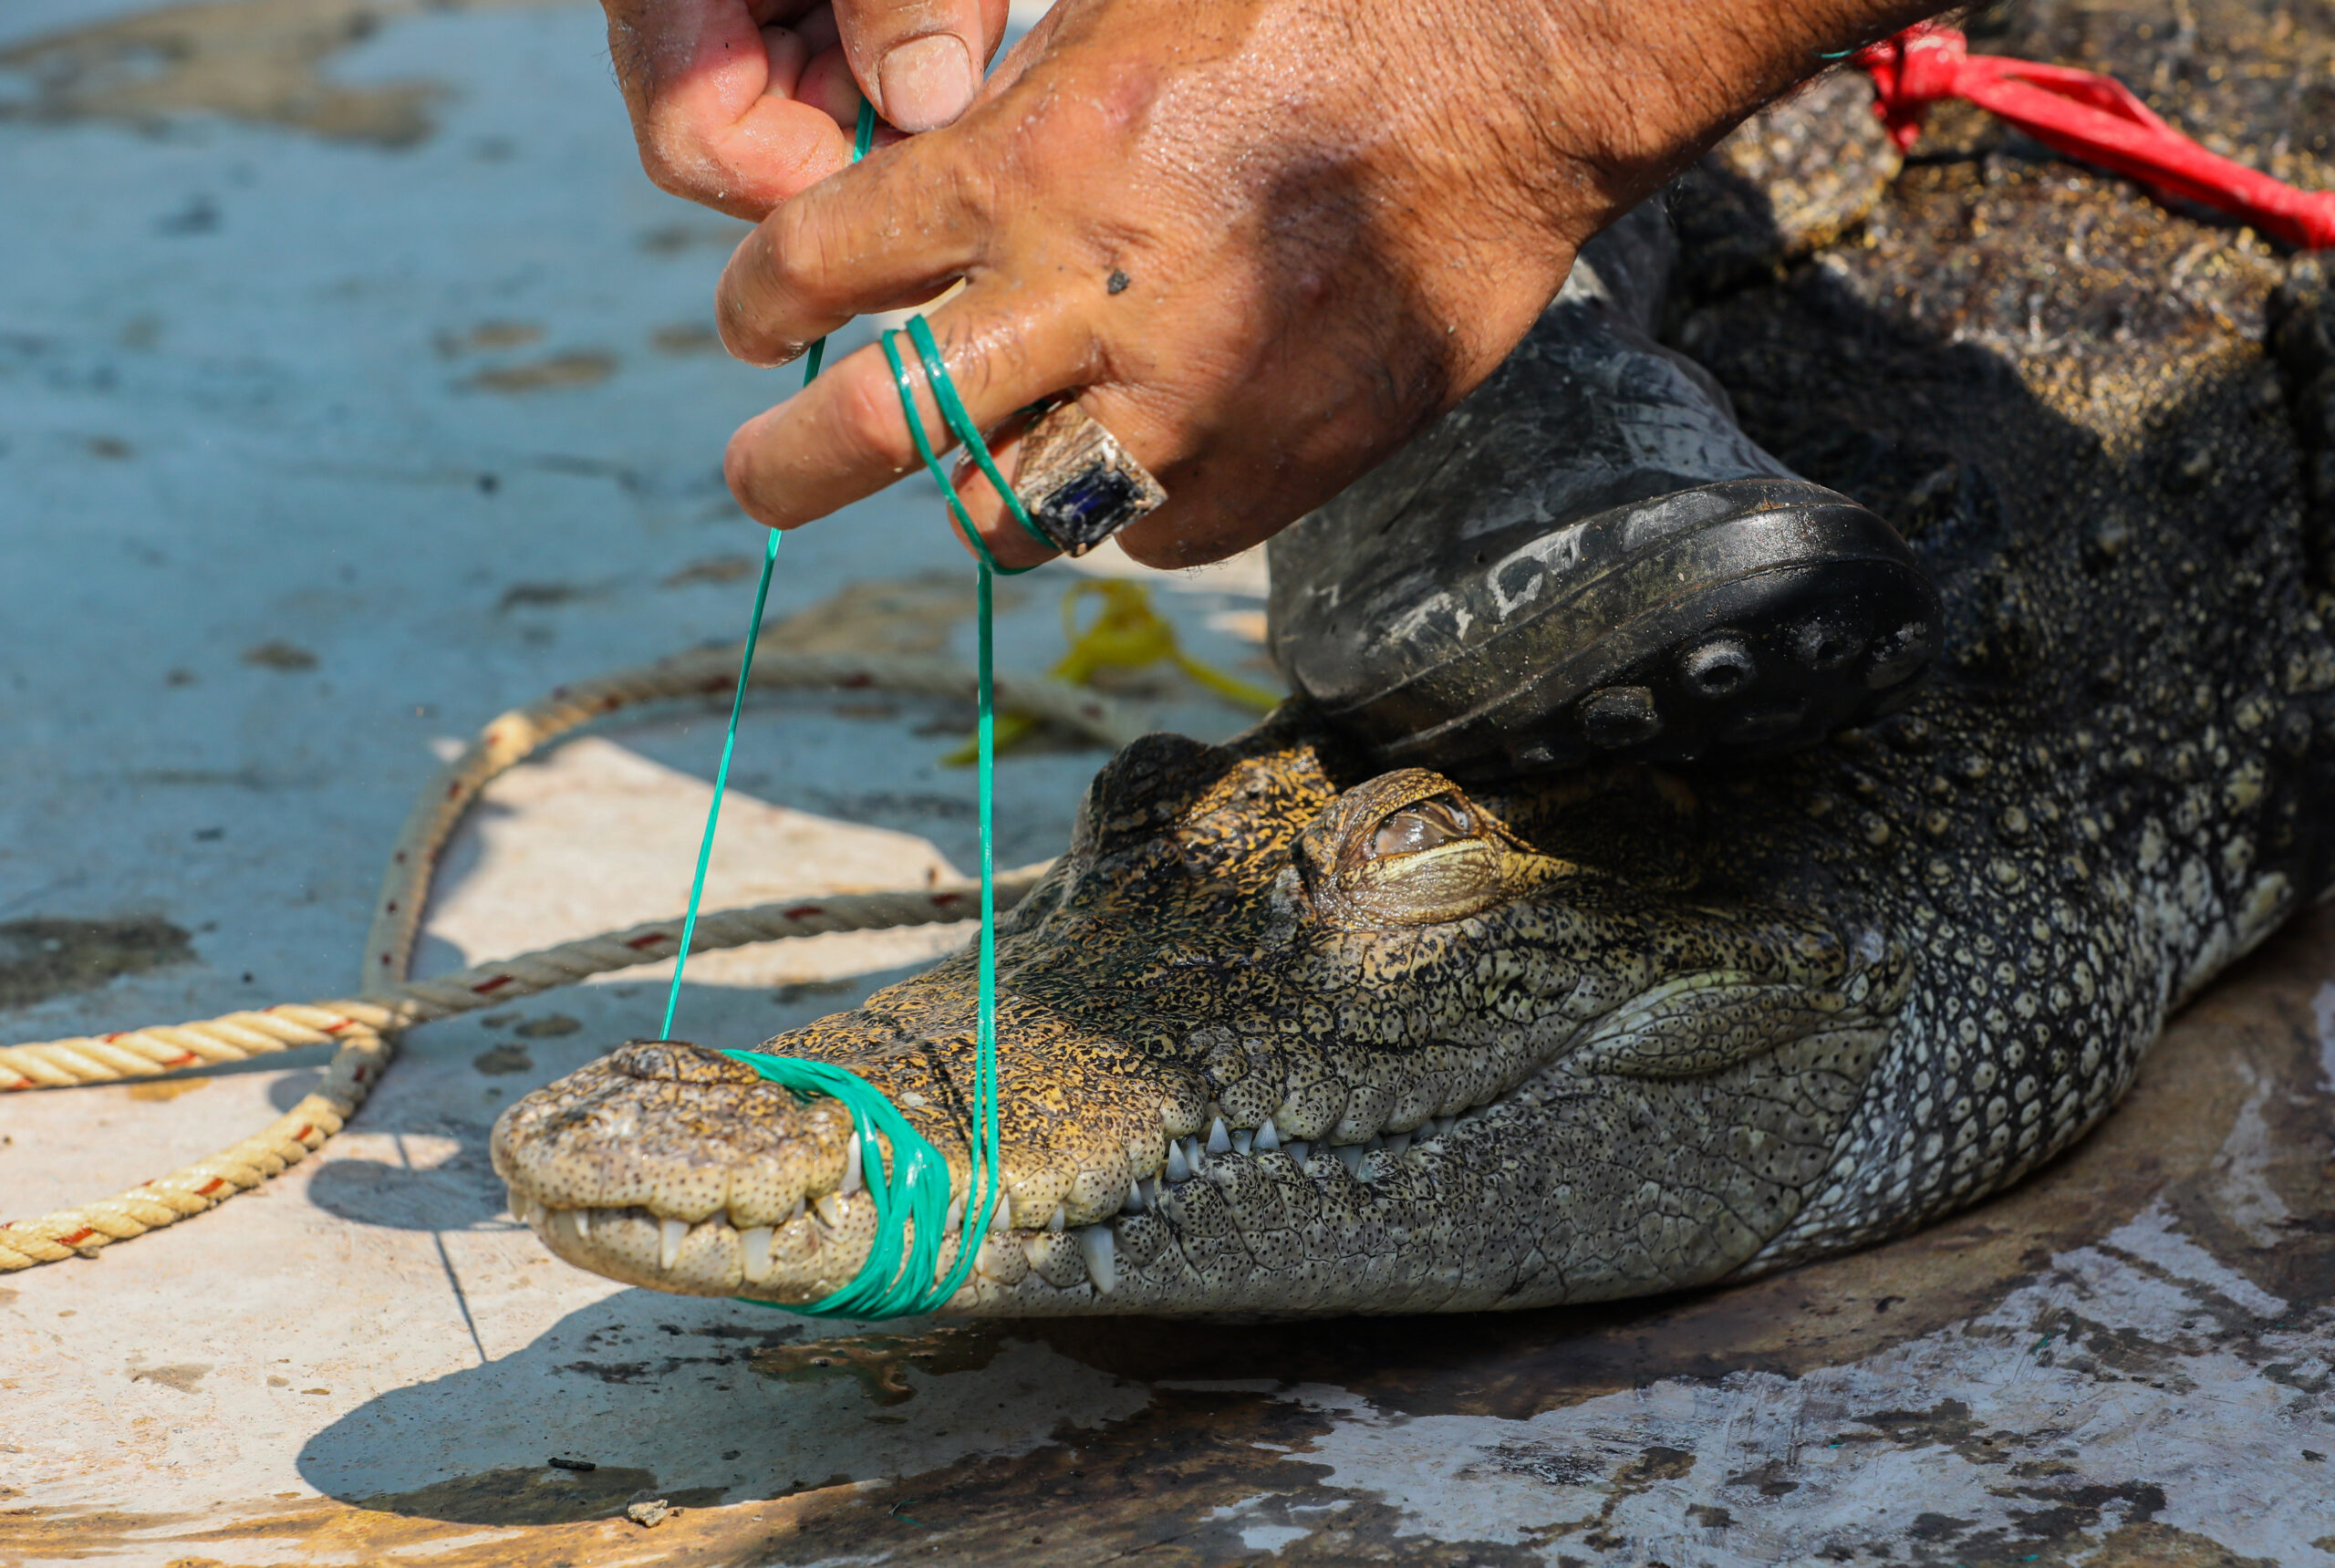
top-left (1300, 775), bottom-right (1531, 927)
top-left (1368, 798), bottom-right (1475, 862)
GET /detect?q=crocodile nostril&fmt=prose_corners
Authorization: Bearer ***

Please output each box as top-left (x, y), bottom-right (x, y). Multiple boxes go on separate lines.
top-left (1678, 635), bottom-right (1758, 698)
top-left (611, 1039), bottom-right (763, 1085)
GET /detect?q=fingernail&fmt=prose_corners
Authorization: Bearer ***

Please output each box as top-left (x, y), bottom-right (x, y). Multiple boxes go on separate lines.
top-left (879, 34), bottom-right (975, 132)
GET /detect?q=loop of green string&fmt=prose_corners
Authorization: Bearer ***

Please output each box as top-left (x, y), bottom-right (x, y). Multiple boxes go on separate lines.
top-left (659, 97), bottom-right (1022, 1317)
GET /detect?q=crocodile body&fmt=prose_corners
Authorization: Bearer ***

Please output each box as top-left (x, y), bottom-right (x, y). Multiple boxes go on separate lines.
top-left (493, 8), bottom-right (2335, 1316)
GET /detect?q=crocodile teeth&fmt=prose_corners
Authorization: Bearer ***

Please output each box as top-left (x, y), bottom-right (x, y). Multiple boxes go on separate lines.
top-left (1334, 1145), bottom-right (1365, 1177)
top-left (1383, 1132), bottom-right (1412, 1158)
top-left (1181, 1137), bottom-right (1205, 1170)
top-left (740, 1226), bottom-right (774, 1283)
top-left (1164, 1141), bottom-right (1191, 1184)
top-left (1078, 1226), bottom-right (1116, 1294)
top-left (1253, 1119), bottom-right (1280, 1151)
top-left (1121, 1181), bottom-right (1145, 1215)
top-left (574, 1209), bottom-right (592, 1241)
top-left (659, 1218), bottom-right (688, 1272)
top-left (841, 1136), bottom-right (864, 1196)
top-left (946, 1196), bottom-right (965, 1234)
top-left (1230, 1127), bottom-right (1253, 1156)
top-left (1044, 1204), bottom-right (1066, 1232)
top-left (989, 1195), bottom-right (1013, 1232)
top-left (1206, 1117), bottom-right (1231, 1157)
top-left (815, 1193), bottom-right (846, 1228)
top-left (1283, 1140), bottom-right (1310, 1167)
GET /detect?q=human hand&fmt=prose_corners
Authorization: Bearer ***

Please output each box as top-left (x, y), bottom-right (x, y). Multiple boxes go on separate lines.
top-left (602, 0), bottom-right (1013, 220)
top-left (715, 0), bottom-right (1943, 569)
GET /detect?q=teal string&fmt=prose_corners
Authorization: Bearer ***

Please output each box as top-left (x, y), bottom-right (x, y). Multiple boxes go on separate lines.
top-left (904, 313), bottom-right (1062, 558)
top-left (660, 94), bottom-right (1019, 1317)
top-left (656, 518), bottom-right (777, 1041)
top-left (660, 98), bottom-right (877, 1041)
top-left (714, 550), bottom-right (1002, 1316)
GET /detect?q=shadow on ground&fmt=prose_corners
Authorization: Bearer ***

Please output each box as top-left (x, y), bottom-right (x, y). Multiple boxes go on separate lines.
top-left (293, 909), bottom-right (2335, 1554)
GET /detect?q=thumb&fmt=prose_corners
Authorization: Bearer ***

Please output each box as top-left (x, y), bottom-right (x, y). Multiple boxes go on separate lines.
top-left (835, 0), bottom-right (1012, 132)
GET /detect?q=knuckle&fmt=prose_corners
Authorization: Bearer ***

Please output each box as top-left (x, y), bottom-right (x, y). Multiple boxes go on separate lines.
top-left (764, 201), bottom-right (850, 313)
top-left (830, 371), bottom-right (921, 472)
top-left (722, 442), bottom-right (781, 525)
top-left (717, 233), bottom-right (797, 365)
top-left (638, 149), bottom-right (692, 200)
top-left (632, 119), bottom-right (714, 202)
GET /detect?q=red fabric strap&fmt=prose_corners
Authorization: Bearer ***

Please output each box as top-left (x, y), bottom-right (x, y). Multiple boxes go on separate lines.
top-left (1855, 22), bottom-right (2335, 250)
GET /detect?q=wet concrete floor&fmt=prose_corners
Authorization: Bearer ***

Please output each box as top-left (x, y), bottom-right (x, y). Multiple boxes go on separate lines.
top-left (1, 2), bottom-right (2330, 1563)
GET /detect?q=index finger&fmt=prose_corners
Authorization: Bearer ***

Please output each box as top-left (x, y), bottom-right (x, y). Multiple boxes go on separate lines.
top-left (716, 128), bottom-right (999, 364)
top-left (607, 0), bottom-right (860, 218)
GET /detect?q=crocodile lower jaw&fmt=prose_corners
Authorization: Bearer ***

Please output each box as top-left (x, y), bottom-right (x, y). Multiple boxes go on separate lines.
top-left (503, 1095), bottom-right (1507, 1307)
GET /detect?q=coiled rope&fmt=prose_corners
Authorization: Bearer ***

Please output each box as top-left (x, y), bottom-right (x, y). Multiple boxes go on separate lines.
top-left (0, 639), bottom-right (1131, 1272)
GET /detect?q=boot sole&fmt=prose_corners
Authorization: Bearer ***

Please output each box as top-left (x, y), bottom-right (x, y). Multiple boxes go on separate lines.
top-left (1318, 479), bottom-right (1941, 780)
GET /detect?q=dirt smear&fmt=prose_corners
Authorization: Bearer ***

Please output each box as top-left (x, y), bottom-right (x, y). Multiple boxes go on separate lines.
top-left (0, 0), bottom-right (572, 148)
top-left (0, 917), bottom-right (195, 1010)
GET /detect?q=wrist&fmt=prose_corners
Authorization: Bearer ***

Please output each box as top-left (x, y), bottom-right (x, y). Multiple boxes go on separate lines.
top-left (1508, 0), bottom-right (1946, 234)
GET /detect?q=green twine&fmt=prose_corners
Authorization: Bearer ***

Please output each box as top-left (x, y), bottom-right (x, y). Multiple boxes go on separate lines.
top-left (659, 96), bottom-right (877, 1041)
top-left (662, 95), bottom-right (1031, 1318)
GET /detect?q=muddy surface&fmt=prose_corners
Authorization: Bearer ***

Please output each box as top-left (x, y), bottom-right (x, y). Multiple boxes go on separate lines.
top-left (0, 918), bottom-right (195, 1011)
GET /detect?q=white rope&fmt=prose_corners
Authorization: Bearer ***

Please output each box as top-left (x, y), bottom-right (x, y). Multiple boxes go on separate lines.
top-left (0, 643), bottom-right (1121, 1272)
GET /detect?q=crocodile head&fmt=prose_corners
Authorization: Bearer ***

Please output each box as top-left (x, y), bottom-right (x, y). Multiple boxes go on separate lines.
top-left (492, 716), bottom-right (1917, 1314)
top-left (493, 56), bottom-right (2335, 1314)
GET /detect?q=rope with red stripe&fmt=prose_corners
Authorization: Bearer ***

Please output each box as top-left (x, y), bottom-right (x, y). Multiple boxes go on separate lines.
top-left (1855, 22), bottom-right (2334, 250)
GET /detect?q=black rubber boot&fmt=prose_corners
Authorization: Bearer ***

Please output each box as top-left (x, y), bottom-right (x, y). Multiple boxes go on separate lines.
top-left (1267, 199), bottom-right (1940, 780)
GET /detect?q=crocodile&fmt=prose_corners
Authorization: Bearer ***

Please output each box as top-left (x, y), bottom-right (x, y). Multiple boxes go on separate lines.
top-left (493, 5), bottom-right (2335, 1316)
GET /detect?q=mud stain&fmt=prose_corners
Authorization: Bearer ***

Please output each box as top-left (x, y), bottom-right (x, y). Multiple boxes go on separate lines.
top-left (649, 323), bottom-right (723, 357)
top-left (240, 639), bottom-right (317, 670)
top-left (638, 222), bottom-right (753, 254)
top-left (0, 1481), bottom-right (866, 1568)
top-left (126, 1075), bottom-right (213, 1102)
top-left (711, 1388), bottom-right (1550, 1567)
top-left (472, 1043), bottom-right (533, 1075)
top-left (0, 0), bottom-right (572, 149)
top-left (436, 320), bottom-right (544, 358)
top-left (0, 917), bottom-right (195, 1009)
top-left (747, 1323), bottom-right (1011, 1407)
top-left (128, 1362), bottom-right (212, 1393)
top-left (662, 555), bottom-right (762, 589)
top-left (359, 1464), bottom-right (723, 1527)
top-left (2085, 1520), bottom-right (2282, 1568)
top-left (462, 351), bottom-right (617, 394)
